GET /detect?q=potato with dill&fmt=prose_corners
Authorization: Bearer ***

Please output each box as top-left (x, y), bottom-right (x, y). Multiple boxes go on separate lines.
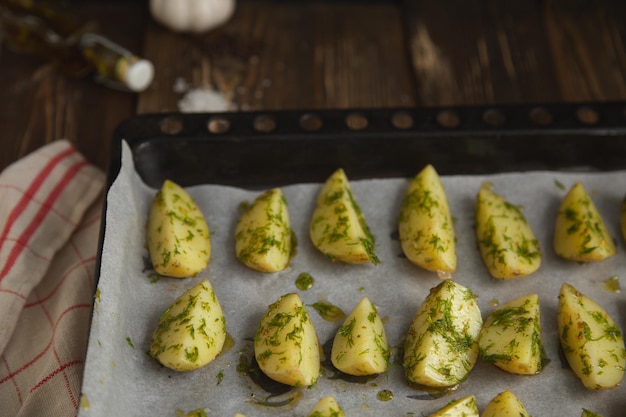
top-left (307, 396), bottom-right (346, 417)
top-left (475, 182), bottom-right (541, 279)
top-left (554, 182), bottom-right (615, 262)
top-left (482, 390), bottom-right (532, 417)
top-left (478, 293), bottom-right (545, 375)
top-left (149, 280), bottom-right (226, 371)
top-left (403, 280), bottom-right (482, 390)
top-left (309, 168), bottom-right (380, 264)
top-left (235, 188), bottom-right (294, 272)
top-left (331, 297), bottom-right (390, 376)
top-left (147, 179), bottom-right (211, 278)
top-left (254, 293), bottom-right (320, 387)
top-left (398, 164), bottom-right (456, 274)
top-left (557, 282), bottom-right (626, 390)
top-left (427, 395), bottom-right (478, 417)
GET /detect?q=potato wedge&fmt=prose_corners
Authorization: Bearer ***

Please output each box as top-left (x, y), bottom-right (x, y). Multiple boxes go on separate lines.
top-left (427, 395), bottom-right (479, 417)
top-left (398, 164), bottom-right (456, 274)
top-left (475, 182), bottom-right (541, 279)
top-left (557, 283), bottom-right (626, 389)
top-left (235, 188), bottom-right (294, 272)
top-left (254, 293), bottom-right (320, 387)
top-left (309, 168), bottom-right (379, 264)
top-left (307, 396), bottom-right (346, 417)
top-left (403, 280), bottom-right (482, 389)
top-left (147, 179), bottom-right (211, 278)
top-left (478, 294), bottom-right (545, 375)
top-left (481, 390), bottom-right (531, 417)
top-left (331, 297), bottom-right (390, 376)
top-left (149, 280), bottom-right (226, 371)
top-left (554, 182), bottom-right (615, 262)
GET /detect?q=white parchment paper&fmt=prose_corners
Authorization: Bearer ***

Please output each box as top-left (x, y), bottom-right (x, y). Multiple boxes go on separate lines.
top-left (79, 141), bottom-right (626, 417)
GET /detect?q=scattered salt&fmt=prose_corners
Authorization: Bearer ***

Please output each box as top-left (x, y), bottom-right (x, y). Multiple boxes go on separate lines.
top-left (177, 87), bottom-right (236, 113)
top-left (172, 77), bottom-right (190, 94)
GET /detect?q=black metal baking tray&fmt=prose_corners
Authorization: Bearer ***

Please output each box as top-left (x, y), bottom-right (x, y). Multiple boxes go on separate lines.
top-left (111, 101), bottom-right (626, 190)
top-left (81, 101), bottom-right (626, 417)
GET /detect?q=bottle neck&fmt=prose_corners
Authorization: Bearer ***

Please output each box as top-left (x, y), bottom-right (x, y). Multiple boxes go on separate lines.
top-left (79, 33), bottom-right (154, 92)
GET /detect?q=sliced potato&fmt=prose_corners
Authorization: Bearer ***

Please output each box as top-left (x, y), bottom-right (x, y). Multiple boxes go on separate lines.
top-left (478, 294), bottom-right (545, 375)
top-left (309, 168), bottom-right (379, 264)
top-left (403, 280), bottom-right (482, 389)
top-left (147, 179), bottom-right (211, 278)
top-left (235, 188), bottom-right (294, 272)
top-left (481, 390), bottom-right (531, 417)
top-left (149, 280), bottom-right (226, 371)
top-left (554, 182), bottom-right (615, 262)
top-left (557, 283), bottom-right (626, 389)
top-left (398, 164), bottom-right (456, 274)
top-left (254, 293), bottom-right (320, 387)
top-left (331, 297), bottom-right (390, 376)
top-left (475, 182), bottom-right (541, 279)
top-left (307, 396), bottom-right (346, 417)
top-left (427, 395), bottom-right (479, 417)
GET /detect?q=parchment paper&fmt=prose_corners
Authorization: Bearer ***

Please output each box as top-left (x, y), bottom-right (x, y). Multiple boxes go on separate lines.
top-left (78, 140), bottom-right (626, 417)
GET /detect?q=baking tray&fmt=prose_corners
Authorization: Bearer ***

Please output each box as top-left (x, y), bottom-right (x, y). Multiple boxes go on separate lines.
top-left (81, 102), bottom-right (626, 417)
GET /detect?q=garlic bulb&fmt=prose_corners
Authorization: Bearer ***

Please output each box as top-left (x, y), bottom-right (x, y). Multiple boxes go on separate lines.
top-left (150, 0), bottom-right (236, 34)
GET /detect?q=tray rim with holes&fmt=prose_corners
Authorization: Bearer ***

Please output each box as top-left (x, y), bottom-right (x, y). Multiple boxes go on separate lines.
top-left (109, 101), bottom-right (626, 192)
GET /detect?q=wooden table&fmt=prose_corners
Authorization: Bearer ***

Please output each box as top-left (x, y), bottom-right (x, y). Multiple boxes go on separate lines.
top-left (2, 0), bottom-right (626, 172)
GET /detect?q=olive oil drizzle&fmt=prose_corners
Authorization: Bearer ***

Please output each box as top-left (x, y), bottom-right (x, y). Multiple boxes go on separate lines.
top-left (309, 301), bottom-right (346, 322)
top-left (295, 272), bottom-right (314, 290)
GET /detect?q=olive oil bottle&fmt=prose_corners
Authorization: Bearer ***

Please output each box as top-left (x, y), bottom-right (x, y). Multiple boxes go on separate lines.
top-left (0, 0), bottom-right (154, 92)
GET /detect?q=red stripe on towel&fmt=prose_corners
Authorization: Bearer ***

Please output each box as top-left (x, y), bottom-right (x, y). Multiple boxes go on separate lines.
top-left (0, 147), bottom-right (76, 255)
top-left (0, 160), bottom-right (87, 282)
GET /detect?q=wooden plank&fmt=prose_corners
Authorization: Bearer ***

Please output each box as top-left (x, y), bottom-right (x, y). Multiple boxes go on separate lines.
top-left (0, 3), bottom-right (147, 171)
top-left (138, 1), bottom-right (416, 113)
top-left (402, 0), bottom-right (563, 106)
top-left (544, 0), bottom-right (626, 101)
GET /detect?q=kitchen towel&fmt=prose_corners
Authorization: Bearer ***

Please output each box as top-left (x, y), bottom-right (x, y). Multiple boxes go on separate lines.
top-left (0, 140), bottom-right (105, 417)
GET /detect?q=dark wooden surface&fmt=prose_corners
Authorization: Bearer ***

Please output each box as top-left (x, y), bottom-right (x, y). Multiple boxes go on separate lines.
top-left (1, 0), bottom-right (626, 172)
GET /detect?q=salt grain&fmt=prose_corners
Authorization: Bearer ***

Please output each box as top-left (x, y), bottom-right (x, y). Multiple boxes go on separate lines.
top-left (177, 87), bottom-right (236, 113)
top-left (172, 77), bottom-right (190, 94)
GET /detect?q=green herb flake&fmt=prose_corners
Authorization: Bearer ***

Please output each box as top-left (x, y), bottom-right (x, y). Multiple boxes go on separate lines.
top-left (554, 179), bottom-right (566, 190)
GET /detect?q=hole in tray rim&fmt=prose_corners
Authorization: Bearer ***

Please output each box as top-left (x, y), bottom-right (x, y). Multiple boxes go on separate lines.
top-left (345, 112), bottom-right (369, 130)
top-left (159, 116), bottom-right (184, 135)
top-left (253, 114), bottom-right (277, 133)
top-left (299, 113), bottom-right (323, 131)
top-left (207, 116), bottom-right (231, 134)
